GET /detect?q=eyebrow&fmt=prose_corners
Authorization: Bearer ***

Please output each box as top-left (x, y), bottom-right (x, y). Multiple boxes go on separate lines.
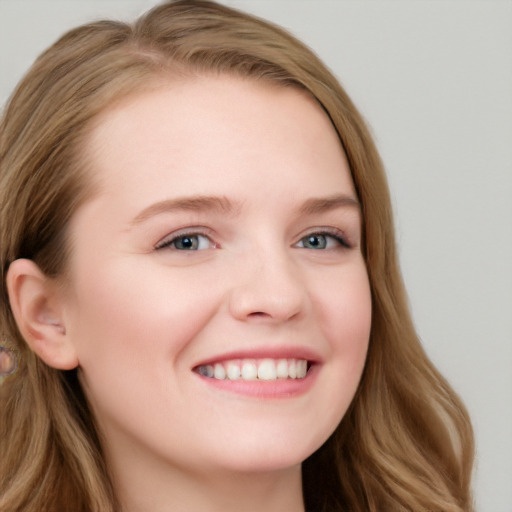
top-left (130, 195), bottom-right (241, 225)
top-left (131, 193), bottom-right (360, 225)
top-left (299, 194), bottom-right (361, 215)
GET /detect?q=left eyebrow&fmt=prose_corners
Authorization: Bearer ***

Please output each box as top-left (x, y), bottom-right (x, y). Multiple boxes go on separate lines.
top-left (130, 195), bottom-right (242, 225)
top-left (299, 194), bottom-right (361, 215)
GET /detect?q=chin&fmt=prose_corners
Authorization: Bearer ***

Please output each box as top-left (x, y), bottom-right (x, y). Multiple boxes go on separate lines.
top-left (199, 430), bottom-right (326, 475)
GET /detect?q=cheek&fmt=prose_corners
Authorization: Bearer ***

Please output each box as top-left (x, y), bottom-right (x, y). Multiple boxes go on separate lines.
top-left (66, 261), bottom-right (222, 379)
top-left (334, 275), bottom-right (371, 385)
top-left (313, 263), bottom-right (372, 352)
top-left (65, 262), bottom-right (226, 451)
top-left (309, 264), bottom-right (372, 418)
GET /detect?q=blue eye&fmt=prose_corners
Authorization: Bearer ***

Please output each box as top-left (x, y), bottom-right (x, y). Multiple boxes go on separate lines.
top-left (157, 233), bottom-right (213, 251)
top-left (296, 233), bottom-right (348, 250)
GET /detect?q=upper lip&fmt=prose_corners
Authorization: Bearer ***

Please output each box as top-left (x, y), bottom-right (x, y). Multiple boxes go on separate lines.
top-left (192, 346), bottom-right (323, 369)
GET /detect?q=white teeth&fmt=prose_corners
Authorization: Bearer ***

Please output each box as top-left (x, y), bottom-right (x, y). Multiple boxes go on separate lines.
top-left (257, 359), bottom-right (277, 381)
top-left (226, 361), bottom-right (240, 380)
top-left (241, 360), bottom-right (258, 380)
top-left (214, 363), bottom-right (226, 380)
top-left (276, 359), bottom-right (288, 378)
top-left (296, 359), bottom-right (307, 378)
top-left (196, 358), bottom-right (309, 381)
top-left (288, 359), bottom-right (297, 379)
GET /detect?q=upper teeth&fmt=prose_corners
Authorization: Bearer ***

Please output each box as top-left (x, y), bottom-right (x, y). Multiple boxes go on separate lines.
top-left (196, 358), bottom-right (308, 381)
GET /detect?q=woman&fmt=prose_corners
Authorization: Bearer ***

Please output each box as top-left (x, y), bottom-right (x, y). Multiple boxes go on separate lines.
top-left (0, 1), bottom-right (474, 511)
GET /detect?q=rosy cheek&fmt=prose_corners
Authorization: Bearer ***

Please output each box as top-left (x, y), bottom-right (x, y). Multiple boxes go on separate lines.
top-left (314, 268), bottom-right (371, 341)
top-left (72, 266), bottom-right (219, 360)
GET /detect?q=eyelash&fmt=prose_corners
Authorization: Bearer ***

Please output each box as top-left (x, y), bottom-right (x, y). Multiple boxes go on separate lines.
top-left (295, 229), bottom-right (351, 250)
top-left (155, 229), bottom-right (215, 251)
top-left (154, 228), bottom-right (351, 251)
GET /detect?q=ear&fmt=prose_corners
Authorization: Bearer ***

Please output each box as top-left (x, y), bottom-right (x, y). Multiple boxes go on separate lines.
top-left (6, 259), bottom-right (78, 370)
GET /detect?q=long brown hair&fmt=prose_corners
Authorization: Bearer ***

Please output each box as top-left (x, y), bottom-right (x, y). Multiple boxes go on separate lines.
top-left (0, 1), bottom-right (474, 510)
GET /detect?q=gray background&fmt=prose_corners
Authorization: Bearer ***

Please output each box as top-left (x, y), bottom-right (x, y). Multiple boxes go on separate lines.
top-left (1, 1), bottom-right (510, 510)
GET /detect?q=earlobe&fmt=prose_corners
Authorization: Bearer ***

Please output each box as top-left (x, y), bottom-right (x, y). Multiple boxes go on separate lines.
top-left (6, 259), bottom-right (78, 370)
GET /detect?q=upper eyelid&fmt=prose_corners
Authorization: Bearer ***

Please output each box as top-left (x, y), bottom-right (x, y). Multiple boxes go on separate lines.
top-left (297, 227), bottom-right (349, 242)
top-left (299, 226), bottom-right (345, 236)
top-left (154, 227), bottom-right (215, 249)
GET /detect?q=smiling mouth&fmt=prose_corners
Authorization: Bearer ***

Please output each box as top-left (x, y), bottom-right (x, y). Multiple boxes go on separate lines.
top-left (194, 358), bottom-right (310, 381)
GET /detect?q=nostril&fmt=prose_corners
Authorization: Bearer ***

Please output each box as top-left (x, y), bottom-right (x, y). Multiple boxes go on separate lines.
top-left (244, 311), bottom-right (275, 322)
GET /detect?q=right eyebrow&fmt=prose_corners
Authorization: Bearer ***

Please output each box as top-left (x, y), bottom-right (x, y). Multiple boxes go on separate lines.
top-left (130, 195), bottom-right (242, 226)
top-left (298, 194), bottom-right (361, 215)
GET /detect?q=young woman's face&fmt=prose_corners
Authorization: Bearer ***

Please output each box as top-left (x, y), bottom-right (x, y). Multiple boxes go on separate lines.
top-left (63, 76), bottom-right (371, 478)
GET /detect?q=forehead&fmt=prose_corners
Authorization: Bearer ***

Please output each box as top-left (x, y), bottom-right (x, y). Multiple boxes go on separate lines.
top-left (81, 74), bottom-right (354, 202)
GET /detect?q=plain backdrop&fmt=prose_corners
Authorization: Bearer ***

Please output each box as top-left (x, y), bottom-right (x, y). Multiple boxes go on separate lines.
top-left (1, 1), bottom-right (511, 510)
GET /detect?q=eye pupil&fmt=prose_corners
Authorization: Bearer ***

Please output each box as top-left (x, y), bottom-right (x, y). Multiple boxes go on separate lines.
top-left (305, 235), bottom-right (326, 249)
top-left (176, 236), bottom-right (198, 250)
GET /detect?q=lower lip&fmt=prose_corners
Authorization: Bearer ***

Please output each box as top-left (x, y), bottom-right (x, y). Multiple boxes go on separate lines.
top-left (194, 364), bottom-right (319, 399)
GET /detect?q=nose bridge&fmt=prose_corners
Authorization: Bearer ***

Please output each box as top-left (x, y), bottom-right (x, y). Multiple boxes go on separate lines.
top-left (228, 240), bottom-right (306, 322)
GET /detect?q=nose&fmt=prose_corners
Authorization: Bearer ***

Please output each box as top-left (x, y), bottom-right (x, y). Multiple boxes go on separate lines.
top-left (228, 247), bottom-right (306, 323)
